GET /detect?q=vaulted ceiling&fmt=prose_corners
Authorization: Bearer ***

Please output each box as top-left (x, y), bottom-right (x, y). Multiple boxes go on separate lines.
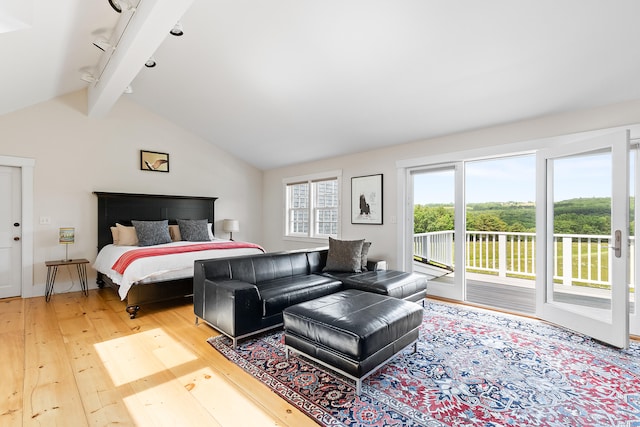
top-left (3, 1), bottom-right (640, 170)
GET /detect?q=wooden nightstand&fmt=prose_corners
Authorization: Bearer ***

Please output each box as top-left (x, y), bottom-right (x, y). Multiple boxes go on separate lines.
top-left (45, 258), bottom-right (90, 302)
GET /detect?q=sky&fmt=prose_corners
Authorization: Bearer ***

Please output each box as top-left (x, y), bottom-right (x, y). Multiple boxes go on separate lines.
top-left (413, 152), bottom-right (628, 204)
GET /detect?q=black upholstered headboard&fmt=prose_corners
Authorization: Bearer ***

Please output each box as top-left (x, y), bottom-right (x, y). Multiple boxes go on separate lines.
top-left (94, 192), bottom-right (218, 251)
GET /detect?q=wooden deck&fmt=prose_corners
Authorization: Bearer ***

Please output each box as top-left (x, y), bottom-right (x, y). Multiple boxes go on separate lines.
top-left (467, 278), bottom-right (536, 314)
top-left (414, 262), bottom-right (634, 316)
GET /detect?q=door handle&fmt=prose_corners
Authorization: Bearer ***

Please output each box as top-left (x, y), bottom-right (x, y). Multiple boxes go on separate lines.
top-left (613, 229), bottom-right (622, 258)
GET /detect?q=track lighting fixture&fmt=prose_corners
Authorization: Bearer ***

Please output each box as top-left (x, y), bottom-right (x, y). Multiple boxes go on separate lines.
top-left (93, 37), bottom-right (113, 52)
top-left (108, 0), bottom-right (122, 12)
top-left (145, 57), bottom-right (157, 68)
top-left (108, 0), bottom-right (135, 13)
top-left (169, 21), bottom-right (184, 36)
top-left (81, 73), bottom-right (97, 83)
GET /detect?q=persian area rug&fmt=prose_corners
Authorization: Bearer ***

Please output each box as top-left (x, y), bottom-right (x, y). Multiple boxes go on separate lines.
top-left (208, 300), bottom-right (640, 426)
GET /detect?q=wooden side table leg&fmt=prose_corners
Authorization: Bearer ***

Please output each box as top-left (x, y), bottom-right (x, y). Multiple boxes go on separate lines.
top-left (76, 263), bottom-right (88, 296)
top-left (45, 266), bottom-right (58, 302)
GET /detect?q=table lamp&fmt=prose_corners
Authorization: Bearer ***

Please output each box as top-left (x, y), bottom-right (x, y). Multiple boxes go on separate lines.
top-left (59, 227), bottom-right (75, 261)
top-left (222, 219), bottom-right (239, 241)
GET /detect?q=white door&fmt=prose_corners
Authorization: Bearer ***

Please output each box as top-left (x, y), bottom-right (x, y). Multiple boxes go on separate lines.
top-left (536, 131), bottom-right (629, 349)
top-left (0, 166), bottom-right (22, 298)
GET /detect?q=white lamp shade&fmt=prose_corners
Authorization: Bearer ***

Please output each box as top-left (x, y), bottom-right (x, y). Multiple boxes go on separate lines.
top-left (222, 219), bottom-right (239, 233)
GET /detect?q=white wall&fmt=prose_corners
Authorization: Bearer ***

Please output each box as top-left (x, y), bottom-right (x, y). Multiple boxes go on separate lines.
top-left (5, 91), bottom-right (640, 296)
top-left (263, 99), bottom-right (640, 269)
top-left (0, 90), bottom-right (263, 297)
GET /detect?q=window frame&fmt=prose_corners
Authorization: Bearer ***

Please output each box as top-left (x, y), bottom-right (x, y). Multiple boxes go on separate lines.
top-left (283, 170), bottom-right (342, 242)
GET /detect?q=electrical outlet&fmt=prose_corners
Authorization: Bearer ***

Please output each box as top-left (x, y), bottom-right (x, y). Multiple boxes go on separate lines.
top-left (39, 216), bottom-right (51, 225)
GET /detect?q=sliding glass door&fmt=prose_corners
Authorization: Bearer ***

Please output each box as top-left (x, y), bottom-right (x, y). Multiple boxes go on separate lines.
top-left (410, 156), bottom-right (537, 311)
top-left (405, 128), bottom-right (636, 346)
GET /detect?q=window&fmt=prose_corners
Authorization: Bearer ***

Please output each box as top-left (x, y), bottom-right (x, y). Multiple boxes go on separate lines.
top-left (285, 171), bottom-right (341, 239)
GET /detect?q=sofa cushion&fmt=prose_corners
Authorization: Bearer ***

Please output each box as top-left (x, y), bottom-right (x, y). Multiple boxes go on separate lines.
top-left (323, 237), bottom-right (365, 273)
top-left (342, 270), bottom-right (427, 301)
top-left (258, 274), bottom-right (343, 317)
top-left (252, 253), bottom-right (310, 283)
top-left (307, 250), bottom-right (328, 274)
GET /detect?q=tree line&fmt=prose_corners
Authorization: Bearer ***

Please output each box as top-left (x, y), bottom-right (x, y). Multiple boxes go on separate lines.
top-left (414, 197), bottom-right (633, 235)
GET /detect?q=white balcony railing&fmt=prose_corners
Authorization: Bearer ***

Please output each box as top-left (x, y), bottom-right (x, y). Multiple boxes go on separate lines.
top-left (414, 231), bottom-right (636, 288)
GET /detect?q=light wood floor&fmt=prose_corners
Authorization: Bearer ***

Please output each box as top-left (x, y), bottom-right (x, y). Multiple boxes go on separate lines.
top-left (0, 288), bottom-right (317, 427)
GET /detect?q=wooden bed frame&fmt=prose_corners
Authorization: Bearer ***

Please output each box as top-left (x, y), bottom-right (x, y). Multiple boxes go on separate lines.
top-left (94, 192), bottom-right (217, 318)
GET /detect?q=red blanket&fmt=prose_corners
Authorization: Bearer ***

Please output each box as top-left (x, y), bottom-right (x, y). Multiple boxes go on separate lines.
top-left (111, 242), bottom-right (265, 274)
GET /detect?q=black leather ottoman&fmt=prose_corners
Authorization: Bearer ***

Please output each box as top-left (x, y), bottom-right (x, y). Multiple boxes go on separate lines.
top-left (340, 270), bottom-right (427, 303)
top-left (283, 289), bottom-right (423, 395)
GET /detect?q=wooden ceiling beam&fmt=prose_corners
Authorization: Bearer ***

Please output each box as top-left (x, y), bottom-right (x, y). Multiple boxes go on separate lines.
top-left (87, 0), bottom-right (194, 117)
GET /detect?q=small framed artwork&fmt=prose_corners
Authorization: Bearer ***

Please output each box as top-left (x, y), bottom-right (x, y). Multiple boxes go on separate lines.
top-left (140, 150), bottom-right (169, 172)
top-left (351, 174), bottom-right (383, 224)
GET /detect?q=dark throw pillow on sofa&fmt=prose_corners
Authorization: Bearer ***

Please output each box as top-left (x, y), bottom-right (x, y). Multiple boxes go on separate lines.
top-left (361, 241), bottom-right (371, 271)
top-left (131, 220), bottom-right (172, 246)
top-left (177, 219), bottom-right (210, 241)
top-left (323, 237), bottom-right (365, 273)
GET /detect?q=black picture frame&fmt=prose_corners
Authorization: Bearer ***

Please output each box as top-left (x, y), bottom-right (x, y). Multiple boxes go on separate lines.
top-left (351, 174), bottom-right (383, 224)
top-left (140, 150), bottom-right (169, 173)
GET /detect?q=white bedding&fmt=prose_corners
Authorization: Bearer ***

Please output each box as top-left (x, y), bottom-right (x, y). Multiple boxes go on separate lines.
top-left (93, 239), bottom-right (264, 300)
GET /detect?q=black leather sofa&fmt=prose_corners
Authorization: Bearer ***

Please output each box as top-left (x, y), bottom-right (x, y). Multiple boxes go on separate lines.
top-left (193, 248), bottom-right (426, 346)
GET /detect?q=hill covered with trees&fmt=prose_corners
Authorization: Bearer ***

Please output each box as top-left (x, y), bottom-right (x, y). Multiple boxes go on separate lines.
top-left (413, 197), bottom-right (630, 235)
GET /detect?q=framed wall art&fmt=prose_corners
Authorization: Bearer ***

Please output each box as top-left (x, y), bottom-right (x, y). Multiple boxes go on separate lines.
top-left (351, 174), bottom-right (383, 224)
top-left (140, 150), bottom-right (169, 173)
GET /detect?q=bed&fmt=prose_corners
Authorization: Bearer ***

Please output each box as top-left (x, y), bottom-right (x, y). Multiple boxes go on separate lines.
top-left (93, 192), bottom-right (264, 318)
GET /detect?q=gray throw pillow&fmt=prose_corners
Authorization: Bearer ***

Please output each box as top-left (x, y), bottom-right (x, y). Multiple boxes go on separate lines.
top-left (361, 241), bottom-right (371, 271)
top-left (177, 219), bottom-right (210, 241)
top-left (131, 220), bottom-right (172, 246)
top-left (323, 237), bottom-right (365, 273)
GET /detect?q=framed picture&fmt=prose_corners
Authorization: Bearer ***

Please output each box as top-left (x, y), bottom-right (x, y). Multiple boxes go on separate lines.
top-left (140, 150), bottom-right (169, 173)
top-left (351, 174), bottom-right (383, 224)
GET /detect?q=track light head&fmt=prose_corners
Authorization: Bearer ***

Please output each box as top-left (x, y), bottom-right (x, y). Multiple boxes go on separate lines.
top-left (93, 37), bottom-right (113, 52)
top-left (108, 0), bottom-right (135, 13)
top-left (169, 21), bottom-right (184, 36)
top-left (145, 57), bottom-right (157, 68)
top-left (81, 73), bottom-right (97, 83)
top-left (108, 0), bottom-right (122, 12)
